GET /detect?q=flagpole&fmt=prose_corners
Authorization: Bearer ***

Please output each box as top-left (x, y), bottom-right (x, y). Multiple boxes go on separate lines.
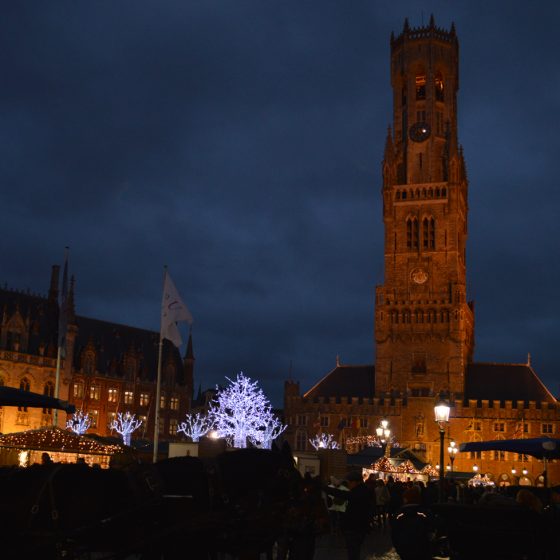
top-left (153, 266), bottom-right (167, 464)
top-left (53, 247), bottom-right (69, 428)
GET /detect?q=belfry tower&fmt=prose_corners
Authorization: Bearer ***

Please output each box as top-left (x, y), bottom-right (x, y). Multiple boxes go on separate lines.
top-left (374, 17), bottom-right (474, 398)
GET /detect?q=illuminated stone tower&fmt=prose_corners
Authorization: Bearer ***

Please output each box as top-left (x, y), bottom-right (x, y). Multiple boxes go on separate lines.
top-left (375, 16), bottom-right (474, 398)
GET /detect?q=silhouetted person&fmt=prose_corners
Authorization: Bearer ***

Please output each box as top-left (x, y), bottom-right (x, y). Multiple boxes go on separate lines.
top-left (391, 486), bottom-right (434, 560)
top-left (41, 452), bottom-right (53, 465)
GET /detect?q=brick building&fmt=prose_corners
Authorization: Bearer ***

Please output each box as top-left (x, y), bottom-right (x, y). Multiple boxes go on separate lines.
top-left (0, 265), bottom-right (193, 444)
top-left (284, 17), bottom-right (560, 486)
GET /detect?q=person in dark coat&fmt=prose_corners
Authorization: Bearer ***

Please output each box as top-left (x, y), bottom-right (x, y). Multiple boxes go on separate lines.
top-left (326, 470), bottom-right (373, 560)
top-left (390, 486), bottom-right (434, 560)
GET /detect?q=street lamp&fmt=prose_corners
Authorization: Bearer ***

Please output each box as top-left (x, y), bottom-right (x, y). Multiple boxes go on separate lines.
top-left (434, 397), bottom-right (450, 502)
top-left (448, 440), bottom-right (458, 473)
top-left (375, 419), bottom-right (392, 457)
top-left (473, 464), bottom-right (479, 473)
top-left (522, 467), bottom-right (528, 476)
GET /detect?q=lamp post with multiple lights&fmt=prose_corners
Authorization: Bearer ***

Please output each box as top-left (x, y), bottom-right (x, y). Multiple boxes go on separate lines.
top-left (434, 397), bottom-right (451, 502)
top-left (375, 419), bottom-right (392, 456)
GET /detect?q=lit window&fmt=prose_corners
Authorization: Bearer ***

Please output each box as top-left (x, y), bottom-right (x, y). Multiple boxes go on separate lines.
top-left (124, 391), bottom-right (134, 404)
top-left (170, 396), bottom-right (179, 411)
top-left (542, 423), bottom-right (554, 434)
top-left (139, 415), bottom-right (147, 428)
top-left (90, 410), bottom-right (99, 428)
top-left (160, 393), bottom-right (166, 409)
top-left (90, 385), bottom-right (100, 400)
top-left (108, 411), bottom-right (116, 427)
top-left (108, 388), bottom-right (118, 403)
top-left (169, 418), bottom-right (178, 435)
top-left (139, 393), bottom-right (150, 407)
top-left (73, 381), bottom-right (84, 398)
top-left (493, 422), bottom-right (505, 432)
top-left (493, 450), bottom-right (505, 461)
top-left (158, 417), bottom-right (165, 434)
top-left (473, 421), bottom-right (482, 431)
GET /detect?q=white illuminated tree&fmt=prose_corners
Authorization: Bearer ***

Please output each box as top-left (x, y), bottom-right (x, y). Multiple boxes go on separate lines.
top-left (110, 412), bottom-right (142, 446)
top-left (309, 433), bottom-right (340, 450)
top-left (249, 407), bottom-right (287, 449)
top-left (177, 412), bottom-right (212, 442)
top-left (209, 372), bottom-right (284, 449)
top-left (66, 410), bottom-right (91, 435)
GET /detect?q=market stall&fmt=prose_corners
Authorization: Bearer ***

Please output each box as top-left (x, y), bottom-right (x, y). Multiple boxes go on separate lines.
top-left (0, 426), bottom-right (126, 468)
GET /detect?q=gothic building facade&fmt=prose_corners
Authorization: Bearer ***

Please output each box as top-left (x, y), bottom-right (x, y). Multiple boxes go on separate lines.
top-left (284, 17), bottom-right (559, 485)
top-left (0, 265), bottom-right (193, 443)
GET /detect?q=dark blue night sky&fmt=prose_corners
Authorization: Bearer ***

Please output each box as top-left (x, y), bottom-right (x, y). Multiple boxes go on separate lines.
top-left (1, 1), bottom-right (559, 406)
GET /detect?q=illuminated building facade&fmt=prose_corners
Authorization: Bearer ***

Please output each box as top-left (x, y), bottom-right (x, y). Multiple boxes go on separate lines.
top-left (0, 266), bottom-right (193, 443)
top-left (284, 17), bottom-right (559, 485)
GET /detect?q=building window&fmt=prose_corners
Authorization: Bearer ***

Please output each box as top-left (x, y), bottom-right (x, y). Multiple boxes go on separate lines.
top-left (160, 393), bottom-right (166, 409)
top-left (18, 378), bottom-right (30, 412)
top-left (435, 72), bottom-right (444, 102)
top-left (523, 423), bottom-right (529, 434)
top-left (473, 420), bottom-right (482, 431)
top-left (108, 388), bottom-right (118, 403)
top-left (73, 381), bottom-right (84, 399)
top-left (169, 418), bottom-right (178, 435)
top-left (320, 416), bottom-right (329, 428)
top-left (90, 410), bottom-right (99, 428)
top-left (296, 415), bottom-right (308, 427)
top-left (159, 417), bottom-right (165, 434)
top-left (542, 423), bottom-right (554, 434)
top-left (43, 381), bottom-right (54, 414)
top-left (493, 450), bottom-right (505, 461)
top-left (108, 411), bottom-right (116, 427)
top-left (493, 422), bottom-right (505, 432)
top-left (169, 396), bottom-right (179, 411)
top-left (359, 417), bottom-right (368, 429)
top-left (470, 450), bottom-right (482, 460)
top-left (139, 393), bottom-right (150, 407)
top-left (90, 385), bottom-right (100, 400)
top-left (139, 415), bottom-right (147, 428)
top-left (415, 74), bottom-right (426, 100)
top-left (124, 390), bottom-right (134, 404)
top-left (296, 430), bottom-right (307, 451)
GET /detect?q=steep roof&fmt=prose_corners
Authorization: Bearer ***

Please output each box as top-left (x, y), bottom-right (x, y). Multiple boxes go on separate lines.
top-left (74, 315), bottom-right (184, 383)
top-left (304, 364), bottom-right (375, 400)
top-left (465, 362), bottom-right (556, 403)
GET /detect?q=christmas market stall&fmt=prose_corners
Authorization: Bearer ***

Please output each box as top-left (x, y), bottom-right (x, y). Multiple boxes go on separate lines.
top-left (0, 427), bottom-right (126, 468)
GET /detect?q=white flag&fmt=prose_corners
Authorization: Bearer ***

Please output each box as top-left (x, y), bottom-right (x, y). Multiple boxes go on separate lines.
top-left (161, 271), bottom-right (193, 347)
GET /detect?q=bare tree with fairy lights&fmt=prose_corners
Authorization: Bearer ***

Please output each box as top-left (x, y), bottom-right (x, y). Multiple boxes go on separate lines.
top-left (309, 432), bottom-right (340, 450)
top-left (66, 410), bottom-right (92, 435)
top-left (177, 412), bottom-right (212, 442)
top-left (249, 407), bottom-right (287, 449)
top-left (209, 372), bottom-right (285, 449)
top-left (110, 412), bottom-right (142, 446)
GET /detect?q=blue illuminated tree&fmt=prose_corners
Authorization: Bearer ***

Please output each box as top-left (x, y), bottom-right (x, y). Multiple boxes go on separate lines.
top-left (177, 412), bottom-right (212, 442)
top-left (110, 412), bottom-right (142, 446)
top-left (209, 372), bottom-right (285, 449)
top-left (66, 410), bottom-right (91, 435)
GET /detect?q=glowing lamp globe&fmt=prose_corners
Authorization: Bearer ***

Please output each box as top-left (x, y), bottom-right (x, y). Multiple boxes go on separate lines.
top-left (434, 401), bottom-right (450, 424)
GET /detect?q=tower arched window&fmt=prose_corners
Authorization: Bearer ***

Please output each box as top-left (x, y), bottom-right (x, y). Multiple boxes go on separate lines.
top-left (422, 217), bottom-right (435, 249)
top-left (406, 217), bottom-right (419, 249)
top-left (415, 74), bottom-right (426, 100)
top-left (435, 72), bottom-right (444, 102)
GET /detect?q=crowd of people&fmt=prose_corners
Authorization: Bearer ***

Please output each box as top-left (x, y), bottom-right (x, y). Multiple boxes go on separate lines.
top-left (321, 472), bottom-right (560, 560)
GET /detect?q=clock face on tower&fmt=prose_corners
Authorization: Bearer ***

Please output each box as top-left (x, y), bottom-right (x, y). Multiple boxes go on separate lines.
top-left (409, 122), bottom-right (431, 142)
